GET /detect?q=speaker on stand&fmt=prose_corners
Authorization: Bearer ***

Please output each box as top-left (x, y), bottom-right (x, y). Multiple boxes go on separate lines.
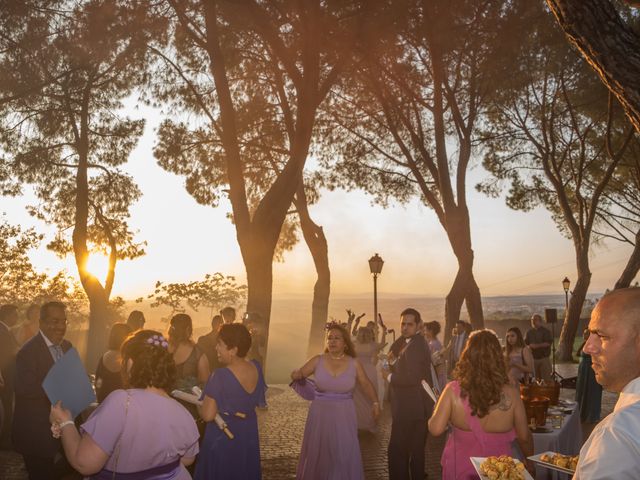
top-left (545, 308), bottom-right (563, 382)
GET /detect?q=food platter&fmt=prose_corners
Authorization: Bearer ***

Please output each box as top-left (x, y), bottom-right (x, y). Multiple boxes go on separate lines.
top-left (470, 456), bottom-right (534, 480)
top-left (528, 451), bottom-right (578, 475)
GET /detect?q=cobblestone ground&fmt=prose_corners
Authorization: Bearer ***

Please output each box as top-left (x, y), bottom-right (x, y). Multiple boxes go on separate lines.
top-left (0, 363), bottom-right (618, 480)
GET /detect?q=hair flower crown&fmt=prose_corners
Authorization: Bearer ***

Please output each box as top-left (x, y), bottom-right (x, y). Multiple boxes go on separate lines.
top-left (146, 334), bottom-right (169, 349)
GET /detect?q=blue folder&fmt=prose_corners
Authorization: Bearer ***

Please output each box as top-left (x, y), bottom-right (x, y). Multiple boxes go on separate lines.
top-left (42, 347), bottom-right (97, 418)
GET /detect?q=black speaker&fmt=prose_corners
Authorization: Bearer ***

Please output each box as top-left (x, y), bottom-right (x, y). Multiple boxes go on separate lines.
top-left (545, 308), bottom-right (558, 324)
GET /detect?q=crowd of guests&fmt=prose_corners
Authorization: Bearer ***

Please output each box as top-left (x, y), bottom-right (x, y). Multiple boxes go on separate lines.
top-left (3, 289), bottom-right (640, 479)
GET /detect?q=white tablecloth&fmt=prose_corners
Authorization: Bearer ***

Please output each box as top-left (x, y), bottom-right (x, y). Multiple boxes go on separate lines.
top-left (532, 407), bottom-right (582, 480)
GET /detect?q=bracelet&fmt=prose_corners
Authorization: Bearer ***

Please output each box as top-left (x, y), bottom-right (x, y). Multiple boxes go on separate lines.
top-left (59, 420), bottom-right (75, 430)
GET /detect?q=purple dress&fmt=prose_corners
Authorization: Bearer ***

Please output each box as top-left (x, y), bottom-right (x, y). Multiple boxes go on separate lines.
top-left (81, 389), bottom-right (199, 479)
top-left (296, 356), bottom-right (365, 480)
top-left (354, 343), bottom-right (377, 432)
top-left (441, 381), bottom-right (516, 480)
top-left (195, 360), bottom-right (267, 480)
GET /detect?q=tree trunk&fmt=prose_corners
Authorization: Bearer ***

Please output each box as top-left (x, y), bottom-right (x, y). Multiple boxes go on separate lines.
top-left (242, 237), bottom-right (276, 371)
top-left (614, 229), bottom-right (640, 289)
top-left (557, 251), bottom-right (592, 361)
top-left (294, 185), bottom-right (330, 358)
top-left (443, 207), bottom-right (484, 343)
top-left (84, 284), bottom-right (113, 373)
top-left (546, 0), bottom-right (640, 134)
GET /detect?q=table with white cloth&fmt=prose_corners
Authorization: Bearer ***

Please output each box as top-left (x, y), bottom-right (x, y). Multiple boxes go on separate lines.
top-left (531, 406), bottom-right (582, 480)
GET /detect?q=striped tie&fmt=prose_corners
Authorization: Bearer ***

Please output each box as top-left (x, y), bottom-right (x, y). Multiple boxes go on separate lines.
top-left (52, 345), bottom-right (64, 362)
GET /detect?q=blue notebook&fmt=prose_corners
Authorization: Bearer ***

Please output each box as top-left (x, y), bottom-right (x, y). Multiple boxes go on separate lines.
top-left (43, 347), bottom-right (96, 418)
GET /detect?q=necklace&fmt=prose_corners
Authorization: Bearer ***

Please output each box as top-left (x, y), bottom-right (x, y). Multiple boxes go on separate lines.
top-left (329, 352), bottom-right (345, 360)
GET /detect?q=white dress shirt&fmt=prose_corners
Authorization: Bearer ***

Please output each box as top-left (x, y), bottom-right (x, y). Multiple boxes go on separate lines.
top-left (574, 376), bottom-right (640, 479)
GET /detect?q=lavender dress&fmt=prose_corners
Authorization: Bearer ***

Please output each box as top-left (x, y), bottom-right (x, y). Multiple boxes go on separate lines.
top-left (81, 389), bottom-right (199, 479)
top-left (296, 356), bottom-right (365, 480)
top-left (354, 343), bottom-right (378, 432)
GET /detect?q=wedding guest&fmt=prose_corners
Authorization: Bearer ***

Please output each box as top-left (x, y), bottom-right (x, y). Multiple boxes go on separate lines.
top-left (14, 304), bottom-right (40, 346)
top-left (525, 314), bottom-right (553, 382)
top-left (13, 301), bottom-right (75, 479)
top-left (424, 321), bottom-right (447, 391)
top-left (0, 304), bottom-right (19, 449)
top-left (574, 288), bottom-right (640, 479)
top-left (353, 324), bottom-right (387, 432)
top-left (125, 310), bottom-right (145, 332)
top-left (292, 322), bottom-right (379, 479)
top-left (168, 313), bottom-right (210, 389)
top-left (429, 330), bottom-right (534, 479)
top-left (383, 308), bottom-right (433, 480)
top-left (49, 329), bottom-right (199, 479)
top-left (220, 306), bottom-right (236, 325)
top-left (195, 323), bottom-right (267, 480)
top-left (94, 323), bottom-right (132, 403)
top-left (575, 329), bottom-right (602, 423)
top-left (504, 327), bottom-right (534, 386)
top-left (197, 314), bottom-right (224, 372)
top-left (441, 320), bottom-right (471, 378)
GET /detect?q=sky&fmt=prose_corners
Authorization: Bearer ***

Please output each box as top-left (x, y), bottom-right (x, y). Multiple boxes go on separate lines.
top-left (2, 103), bottom-right (636, 303)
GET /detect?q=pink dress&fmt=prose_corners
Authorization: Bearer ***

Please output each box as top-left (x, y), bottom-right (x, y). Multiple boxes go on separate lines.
top-left (441, 381), bottom-right (516, 480)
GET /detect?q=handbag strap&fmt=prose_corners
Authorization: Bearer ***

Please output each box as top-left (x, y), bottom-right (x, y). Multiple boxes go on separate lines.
top-left (111, 390), bottom-right (132, 480)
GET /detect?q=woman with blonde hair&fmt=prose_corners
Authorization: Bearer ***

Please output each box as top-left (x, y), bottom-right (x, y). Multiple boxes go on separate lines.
top-left (429, 330), bottom-right (534, 479)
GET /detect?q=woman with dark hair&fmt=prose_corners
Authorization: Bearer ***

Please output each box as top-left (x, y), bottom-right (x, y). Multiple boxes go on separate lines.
top-left (575, 329), bottom-right (602, 423)
top-left (504, 327), bottom-right (534, 386)
top-left (50, 330), bottom-right (199, 479)
top-left (168, 313), bottom-right (210, 388)
top-left (292, 322), bottom-right (380, 479)
top-left (424, 321), bottom-right (447, 390)
top-left (429, 330), bottom-right (534, 479)
top-left (94, 322), bottom-right (132, 402)
top-left (195, 323), bottom-right (266, 480)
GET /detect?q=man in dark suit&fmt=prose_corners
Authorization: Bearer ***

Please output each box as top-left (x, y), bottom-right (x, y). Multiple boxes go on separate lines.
top-left (0, 304), bottom-right (19, 449)
top-left (12, 301), bottom-right (76, 480)
top-left (384, 307), bottom-right (434, 480)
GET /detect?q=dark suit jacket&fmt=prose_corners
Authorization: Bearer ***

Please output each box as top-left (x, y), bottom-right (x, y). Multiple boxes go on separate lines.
top-left (389, 334), bottom-right (434, 422)
top-left (12, 333), bottom-right (72, 457)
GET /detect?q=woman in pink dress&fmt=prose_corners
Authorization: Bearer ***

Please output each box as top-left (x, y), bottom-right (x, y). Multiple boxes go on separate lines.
top-left (428, 330), bottom-right (534, 479)
top-left (504, 327), bottom-right (534, 386)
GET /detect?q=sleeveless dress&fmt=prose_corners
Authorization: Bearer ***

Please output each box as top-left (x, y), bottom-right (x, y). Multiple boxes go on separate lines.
top-left (195, 360), bottom-right (267, 480)
top-left (95, 354), bottom-right (124, 403)
top-left (507, 349), bottom-right (526, 385)
top-left (296, 356), bottom-right (365, 480)
top-left (441, 381), bottom-right (516, 480)
top-left (354, 342), bottom-right (378, 432)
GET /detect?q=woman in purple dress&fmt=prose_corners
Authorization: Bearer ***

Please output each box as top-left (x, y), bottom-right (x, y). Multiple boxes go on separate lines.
top-left (50, 330), bottom-right (199, 479)
top-left (291, 322), bottom-right (380, 480)
top-left (195, 323), bottom-right (266, 480)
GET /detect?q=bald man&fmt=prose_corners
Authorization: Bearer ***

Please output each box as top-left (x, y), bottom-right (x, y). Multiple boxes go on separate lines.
top-left (574, 288), bottom-right (640, 479)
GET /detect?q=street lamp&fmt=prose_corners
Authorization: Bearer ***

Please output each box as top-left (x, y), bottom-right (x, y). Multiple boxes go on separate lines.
top-left (562, 277), bottom-right (571, 314)
top-left (369, 253), bottom-right (384, 325)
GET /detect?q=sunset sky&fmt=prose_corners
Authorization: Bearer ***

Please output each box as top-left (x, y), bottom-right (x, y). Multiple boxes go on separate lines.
top-left (3, 103), bottom-right (635, 302)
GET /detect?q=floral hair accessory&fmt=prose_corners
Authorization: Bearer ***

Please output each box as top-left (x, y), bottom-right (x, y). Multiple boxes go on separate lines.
top-left (324, 320), bottom-right (342, 331)
top-left (146, 334), bottom-right (169, 349)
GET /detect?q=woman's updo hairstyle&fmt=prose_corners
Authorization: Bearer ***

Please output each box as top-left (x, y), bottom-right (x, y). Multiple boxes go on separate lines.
top-left (218, 323), bottom-right (252, 358)
top-left (121, 329), bottom-right (176, 392)
top-left (169, 313), bottom-right (193, 346)
top-left (426, 321), bottom-right (441, 336)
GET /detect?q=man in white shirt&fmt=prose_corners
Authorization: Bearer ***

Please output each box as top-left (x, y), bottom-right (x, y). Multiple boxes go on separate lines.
top-left (574, 288), bottom-right (640, 479)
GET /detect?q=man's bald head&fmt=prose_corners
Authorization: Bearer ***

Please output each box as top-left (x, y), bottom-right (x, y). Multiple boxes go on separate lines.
top-left (585, 288), bottom-right (640, 392)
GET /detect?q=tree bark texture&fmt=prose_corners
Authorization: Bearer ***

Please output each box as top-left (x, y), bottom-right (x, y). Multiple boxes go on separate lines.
top-left (546, 0), bottom-right (640, 134)
top-left (294, 184), bottom-right (331, 358)
top-left (614, 228), bottom-right (640, 289)
top-left (557, 250), bottom-right (592, 361)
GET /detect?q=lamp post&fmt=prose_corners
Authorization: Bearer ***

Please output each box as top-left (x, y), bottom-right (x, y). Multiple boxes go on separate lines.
top-left (369, 253), bottom-right (384, 324)
top-left (562, 277), bottom-right (571, 315)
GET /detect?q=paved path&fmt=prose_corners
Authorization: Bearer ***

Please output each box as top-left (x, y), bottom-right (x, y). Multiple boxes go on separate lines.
top-left (0, 363), bottom-right (617, 480)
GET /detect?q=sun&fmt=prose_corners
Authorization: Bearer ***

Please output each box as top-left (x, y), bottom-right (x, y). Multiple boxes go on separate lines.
top-left (85, 252), bottom-right (111, 282)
